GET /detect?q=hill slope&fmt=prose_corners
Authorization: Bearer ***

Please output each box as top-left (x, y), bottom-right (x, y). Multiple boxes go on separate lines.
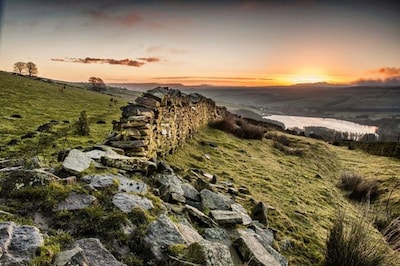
top-left (0, 71), bottom-right (399, 265)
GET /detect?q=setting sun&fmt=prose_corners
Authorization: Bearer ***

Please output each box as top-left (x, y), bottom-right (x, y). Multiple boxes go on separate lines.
top-left (290, 74), bottom-right (328, 84)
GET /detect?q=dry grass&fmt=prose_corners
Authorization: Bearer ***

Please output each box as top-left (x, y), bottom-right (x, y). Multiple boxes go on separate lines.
top-left (325, 211), bottom-right (395, 266)
top-left (209, 114), bottom-right (265, 140)
top-left (338, 172), bottom-right (379, 201)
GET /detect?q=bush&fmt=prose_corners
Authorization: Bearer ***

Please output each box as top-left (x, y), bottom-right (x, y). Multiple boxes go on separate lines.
top-left (75, 110), bottom-right (90, 136)
top-left (209, 115), bottom-right (265, 140)
top-left (338, 172), bottom-right (379, 201)
top-left (325, 212), bottom-right (392, 266)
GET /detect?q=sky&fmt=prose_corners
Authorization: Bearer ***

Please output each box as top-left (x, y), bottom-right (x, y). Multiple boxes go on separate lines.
top-left (0, 0), bottom-right (399, 86)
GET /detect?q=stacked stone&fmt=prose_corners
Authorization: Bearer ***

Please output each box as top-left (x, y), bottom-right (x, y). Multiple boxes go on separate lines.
top-left (107, 87), bottom-right (226, 159)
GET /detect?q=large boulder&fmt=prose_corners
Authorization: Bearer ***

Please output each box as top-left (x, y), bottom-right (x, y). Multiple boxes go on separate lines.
top-left (62, 149), bottom-right (93, 175)
top-left (54, 192), bottom-right (97, 211)
top-left (75, 238), bottom-right (126, 266)
top-left (143, 214), bottom-right (186, 262)
top-left (112, 193), bottom-right (153, 213)
top-left (181, 183), bottom-right (200, 202)
top-left (0, 222), bottom-right (44, 265)
top-left (154, 173), bottom-right (185, 203)
top-left (187, 240), bottom-right (234, 266)
top-left (233, 229), bottom-right (281, 266)
top-left (82, 174), bottom-right (147, 193)
top-left (176, 222), bottom-right (204, 245)
top-left (200, 189), bottom-right (232, 210)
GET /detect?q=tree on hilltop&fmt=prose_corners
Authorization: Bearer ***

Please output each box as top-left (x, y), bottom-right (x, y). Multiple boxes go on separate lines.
top-left (13, 62), bottom-right (26, 74)
top-left (26, 62), bottom-right (38, 76)
top-left (88, 76), bottom-right (106, 92)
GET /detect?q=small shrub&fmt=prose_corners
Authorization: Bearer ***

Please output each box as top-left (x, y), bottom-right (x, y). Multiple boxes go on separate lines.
top-left (325, 212), bottom-right (392, 266)
top-left (338, 172), bottom-right (379, 201)
top-left (209, 115), bottom-right (265, 140)
top-left (75, 110), bottom-right (90, 136)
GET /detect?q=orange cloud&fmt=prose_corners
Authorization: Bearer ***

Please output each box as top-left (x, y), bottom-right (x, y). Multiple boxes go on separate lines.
top-left (51, 57), bottom-right (160, 67)
top-left (375, 67), bottom-right (400, 77)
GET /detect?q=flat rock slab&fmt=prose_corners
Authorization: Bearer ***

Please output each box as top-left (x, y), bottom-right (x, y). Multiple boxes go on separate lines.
top-left (101, 151), bottom-right (156, 172)
top-left (200, 189), bottom-right (231, 210)
top-left (54, 192), bottom-right (97, 211)
top-left (185, 205), bottom-right (217, 227)
top-left (234, 229), bottom-right (281, 266)
top-left (82, 174), bottom-right (147, 193)
top-left (187, 240), bottom-right (234, 266)
top-left (231, 203), bottom-right (252, 225)
top-left (112, 193), bottom-right (153, 213)
top-left (62, 149), bottom-right (93, 175)
top-left (75, 238), bottom-right (126, 266)
top-left (177, 223), bottom-right (204, 245)
top-left (143, 214), bottom-right (186, 261)
top-left (210, 210), bottom-right (244, 225)
top-left (0, 222), bottom-right (44, 265)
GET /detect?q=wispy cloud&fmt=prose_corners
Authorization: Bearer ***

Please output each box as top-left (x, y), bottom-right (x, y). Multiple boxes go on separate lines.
top-left (354, 66), bottom-right (400, 86)
top-left (51, 57), bottom-right (160, 67)
top-left (374, 67), bottom-right (400, 77)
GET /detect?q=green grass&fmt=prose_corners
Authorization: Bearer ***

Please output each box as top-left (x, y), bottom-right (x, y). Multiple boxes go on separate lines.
top-left (0, 72), bottom-right (126, 160)
top-left (165, 126), bottom-right (400, 265)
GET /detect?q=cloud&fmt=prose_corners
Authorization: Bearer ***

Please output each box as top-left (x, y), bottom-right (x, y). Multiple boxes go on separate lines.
top-left (51, 57), bottom-right (160, 67)
top-left (84, 9), bottom-right (142, 28)
top-left (137, 57), bottom-right (160, 63)
top-left (375, 67), bottom-right (400, 77)
top-left (354, 66), bottom-right (400, 86)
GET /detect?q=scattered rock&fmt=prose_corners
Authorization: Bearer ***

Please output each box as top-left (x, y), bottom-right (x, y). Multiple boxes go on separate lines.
top-left (0, 222), bottom-right (44, 265)
top-left (187, 240), bottom-right (234, 266)
top-left (181, 183), bottom-right (200, 202)
top-left (96, 120), bottom-right (106, 124)
top-left (234, 229), bottom-right (280, 266)
top-left (144, 214), bottom-right (186, 261)
top-left (177, 222), bottom-right (204, 245)
top-left (239, 186), bottom-right (250, 195)
top-left (62, 149), bottom-right (93, 175)
top-left (75, 238), bottom-right (126, 266)
top-left (210, 210), bottom-right (244, 225)
top-left (252, 201), bottom-right (269, 225)
top-left (185, 204), bottom-right (217, 227)
top-left (200, 189), bottom-right (232, 210)
top-left (112, 193), bottom-right (153, 213)
top-left (54, 192), bottom-right (96, 211)
top-left (228, 187), bottom-right (239, 196)
top-left (231, 203), bottom-right (252, 225)
top-left (53, 247), bottom-right (89, 266)
top-left (204, 227), bottom-right (230, 243)
top-left (101, 151), bottom-right (156, 173)
top-left (10, 114), bottom-right (22, 118)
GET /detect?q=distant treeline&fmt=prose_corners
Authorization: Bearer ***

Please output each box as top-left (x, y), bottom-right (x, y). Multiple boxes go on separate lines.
top-left (334, 141), bottom-right (400, 159)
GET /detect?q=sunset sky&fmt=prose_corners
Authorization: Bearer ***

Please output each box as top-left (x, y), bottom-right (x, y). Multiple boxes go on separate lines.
top-left (0, 0), bottom-right (399, 86)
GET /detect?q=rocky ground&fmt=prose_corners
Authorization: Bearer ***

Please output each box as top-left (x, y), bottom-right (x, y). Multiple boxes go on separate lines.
top-left (0, 144), bottom-right (287, 265)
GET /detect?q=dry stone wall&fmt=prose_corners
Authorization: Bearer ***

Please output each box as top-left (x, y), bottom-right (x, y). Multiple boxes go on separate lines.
top-left (106, 87), bottom-right (226, 159)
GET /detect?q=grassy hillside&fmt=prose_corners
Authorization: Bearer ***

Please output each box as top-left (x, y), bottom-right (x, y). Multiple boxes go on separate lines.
top-left (1, 71), bottom-right (399, 264)
top-left (165, 126), bottom-right (400, 265)
top-left (0, 72), bottom-right (126, 159)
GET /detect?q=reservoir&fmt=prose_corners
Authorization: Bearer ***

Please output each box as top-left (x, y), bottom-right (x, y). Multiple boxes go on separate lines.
top-left (262, 115), bottom-right (378, 135)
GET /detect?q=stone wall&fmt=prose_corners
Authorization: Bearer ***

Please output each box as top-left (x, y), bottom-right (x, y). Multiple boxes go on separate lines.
top-left (106, 87), bottom-right (226, 159)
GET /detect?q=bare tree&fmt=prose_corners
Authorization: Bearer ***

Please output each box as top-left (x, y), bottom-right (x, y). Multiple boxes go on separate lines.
top-left (13, 62), bottom-right (26, 74)
top-left (26, 62), bottom-right (38, 76)
top-left (88, 76), bottom-right (106, 92)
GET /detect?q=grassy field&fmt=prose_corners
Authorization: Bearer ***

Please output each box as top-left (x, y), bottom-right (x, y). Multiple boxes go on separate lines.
top-left (0, 71), bottom-right (127, 159)
top-left (165, 126), bottom-right (400, 265)
top-left (1, 71), bottom-right (399, 265)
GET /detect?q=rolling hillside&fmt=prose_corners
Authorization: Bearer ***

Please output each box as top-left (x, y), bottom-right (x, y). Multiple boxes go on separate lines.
top-left (0, 71), bottom-right (399, 265)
